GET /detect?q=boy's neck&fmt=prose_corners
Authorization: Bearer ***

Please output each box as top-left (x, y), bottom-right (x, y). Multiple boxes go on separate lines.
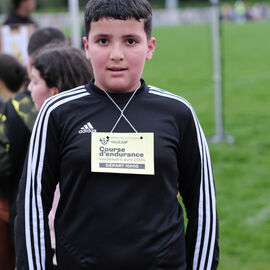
top-left (94, 81), bottom-right (141, 94)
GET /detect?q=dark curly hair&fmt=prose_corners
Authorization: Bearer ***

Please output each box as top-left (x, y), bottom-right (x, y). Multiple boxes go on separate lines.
top-left (32, 47), bottom-right (93, 92)
top-left (28, 27), bottom-right (68, 56)
top-left (0, 53), bottom-right (27, 92)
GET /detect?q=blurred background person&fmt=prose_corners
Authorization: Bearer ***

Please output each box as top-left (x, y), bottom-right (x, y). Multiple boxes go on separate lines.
top-left (1, 0), bottom-right (38, 68)
top-left (3, 0), bottom-right (37, 27)
top-left (0, 54), bottom-right (27, 105)
top-left (0, 53), bottom-right (27, 270)
top-left (29, 46), bottom-right (92, 111)
top-left (0, 27), bottom-right (68, 270)
top-left (4, 28), bottom-right (69, 237)
top-left (233, 0), bottom-right (248, 23)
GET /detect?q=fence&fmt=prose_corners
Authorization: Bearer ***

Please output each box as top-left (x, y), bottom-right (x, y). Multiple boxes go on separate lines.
top-left (0, 5), bottom-right (269, 29)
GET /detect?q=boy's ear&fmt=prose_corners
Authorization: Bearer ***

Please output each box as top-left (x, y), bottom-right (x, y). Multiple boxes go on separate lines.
top-left (49, 87), bottom-right (59, 96)
top-left (83, 37), bottom-right (91, 60)
top-left (146, 37), bottom-right (156, 61)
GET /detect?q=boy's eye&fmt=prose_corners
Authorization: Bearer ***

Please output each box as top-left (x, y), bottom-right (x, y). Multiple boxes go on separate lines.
top-left (98, 39), bottom-right (108, 45)
top-left (126, 39), bottom-right (136, 45)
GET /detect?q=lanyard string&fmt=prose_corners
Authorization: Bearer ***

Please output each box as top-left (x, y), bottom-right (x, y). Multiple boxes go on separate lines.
top-left (102, 83), bottom-right (141, 133)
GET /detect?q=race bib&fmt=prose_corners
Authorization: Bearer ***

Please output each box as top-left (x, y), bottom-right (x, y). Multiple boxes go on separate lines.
top-left (91, 132), bottom-right (154, 175)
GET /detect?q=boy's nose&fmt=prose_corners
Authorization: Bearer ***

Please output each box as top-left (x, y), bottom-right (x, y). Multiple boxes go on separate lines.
top-left (110, 44), bottom-right (124, 61)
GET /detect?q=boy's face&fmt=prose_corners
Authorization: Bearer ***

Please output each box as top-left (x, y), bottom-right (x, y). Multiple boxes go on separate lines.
top-left (83, 18), bottom-right (155, 93)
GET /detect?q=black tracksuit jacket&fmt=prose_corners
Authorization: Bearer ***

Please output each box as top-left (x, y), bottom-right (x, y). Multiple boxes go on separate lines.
top-left (15, 80), bottom-right (219, 270)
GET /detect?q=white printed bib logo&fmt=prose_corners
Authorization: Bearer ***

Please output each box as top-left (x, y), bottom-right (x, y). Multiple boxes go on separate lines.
top-left (91, 132), bottom-right (155, 175)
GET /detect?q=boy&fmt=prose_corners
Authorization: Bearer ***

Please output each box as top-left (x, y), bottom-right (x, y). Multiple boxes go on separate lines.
top-left (15, 1), bottom-right (219, 269)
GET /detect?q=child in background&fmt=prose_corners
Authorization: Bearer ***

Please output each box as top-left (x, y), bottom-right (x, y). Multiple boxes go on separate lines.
top-left (0, 53), bottom-right (27, 104)
top-left (29, 46), bottom-right (92, 111)
top-left (0, 27), bottom-right (69, 241)
top-left (0, 27), bottom-right (68, 270)
top-left (0, 53), bottom-right (27, 270)
top-left (3, 0), bottom-right (37, 27)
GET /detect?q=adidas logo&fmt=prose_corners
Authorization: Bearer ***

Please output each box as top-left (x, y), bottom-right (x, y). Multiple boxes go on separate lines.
top-left (78, 122), bottom-right (96, 134)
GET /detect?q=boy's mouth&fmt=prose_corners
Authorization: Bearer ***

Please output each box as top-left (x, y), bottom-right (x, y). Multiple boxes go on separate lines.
top-left (107, 67), bottom-right (128, 71)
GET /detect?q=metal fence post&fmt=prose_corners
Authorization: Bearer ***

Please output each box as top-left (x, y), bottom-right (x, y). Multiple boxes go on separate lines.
top-left (208, 0), bottom-right (234, 144)
top-left (68, 0), bottom-right (81, 48)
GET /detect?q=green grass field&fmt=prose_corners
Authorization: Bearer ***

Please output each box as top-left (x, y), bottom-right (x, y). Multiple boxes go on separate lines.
top-left (143, 20), bottom-right (270, 270)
